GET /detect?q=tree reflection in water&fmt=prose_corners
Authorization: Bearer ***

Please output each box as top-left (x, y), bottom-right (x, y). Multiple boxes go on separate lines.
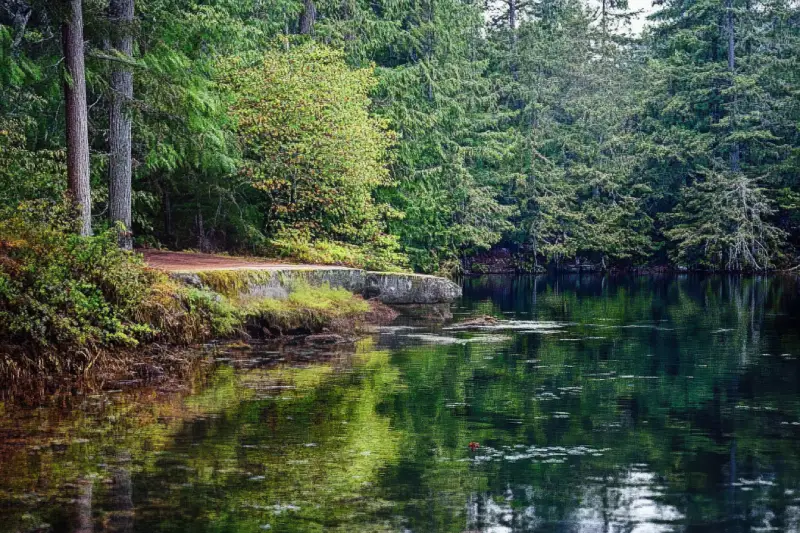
top-left (1, 274), bottom-right (799, 532)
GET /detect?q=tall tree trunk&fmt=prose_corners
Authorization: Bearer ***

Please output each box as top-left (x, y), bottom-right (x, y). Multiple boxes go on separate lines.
top-left (298, 0), bottom-right (316, 34)
top-left (9, 1), bottom-right (32, 49)
top-left (107, 451), bottom-right (134, 533)
top-left (601, 0), bottom-right (608, 58)
top-left (73, 476), bottom-right (94, 533)
top-left (509, 0), bottom-right (518, 80)
top-left (108, 0), bottom-right (134, 249)
top-left (726, 0), bottom-right (740, 172)
top-left (62, 0), bottom-right (92, 236)
top-left (508, 0), bottom-right (517, 43)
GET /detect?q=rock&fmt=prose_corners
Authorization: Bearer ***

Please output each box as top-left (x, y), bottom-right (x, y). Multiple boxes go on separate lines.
top-left (171, 272), bottom-right (204, 288)
top-left (365, 272), bottom-right (461, 305)
top-left (304, 333), bottom-right (346, 345)
top-left (454, 315), bottom-right (499, 328)
top-left (365, 300), bottom-right (400, 324)
top-left (390, 303), bottom-right (453, 321)
top-left (170, 266), bottom-right (461, 305)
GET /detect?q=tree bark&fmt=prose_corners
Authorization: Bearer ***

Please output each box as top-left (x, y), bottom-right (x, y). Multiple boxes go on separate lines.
top-left (62, 0), bottom-right (92, 236)
top-left (298, 0), bottom-right (316, 34)
top-left (508, 0), bottom-right (519, 80)
top-left (726, 0), bottom-right (740, 172)
top-left (7, 0), bottom-right (32, 49)
top-left (108, 0), bottom-right (134, 249)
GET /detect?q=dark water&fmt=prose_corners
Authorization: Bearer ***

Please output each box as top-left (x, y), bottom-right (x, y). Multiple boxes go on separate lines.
top-left (3, 275), bottom-right (800, 532)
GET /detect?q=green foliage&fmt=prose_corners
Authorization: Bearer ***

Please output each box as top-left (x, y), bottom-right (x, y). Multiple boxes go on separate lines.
top-left (368, 0), bottom-right (517, 272)
top-left (268, 228), bottom-right (408, 272)
top-left (221, 44), bottom-right (398, 249)
top-left (1, 0), bottom-right (799, 272)
top-left (0, 203), bottom-right (240, 369)
top-left (664, 171), bottom-right (785, 270)
top-left (0, 202), bottom-right (158, 352)
top-left (0, 203), bottom-right (377, 373)
top-left (637, 0), bottom-right (798, 268)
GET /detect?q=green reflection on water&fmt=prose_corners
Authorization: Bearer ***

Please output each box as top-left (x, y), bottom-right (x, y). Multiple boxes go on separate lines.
top-left (2, 275), bottom-right (800, 532)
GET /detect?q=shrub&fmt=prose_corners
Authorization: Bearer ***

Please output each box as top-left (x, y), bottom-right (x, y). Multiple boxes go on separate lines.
top-left (221, 44), bottom-right (405, 264)
top-left (0, 202), bottom-right (242, 374)
top-left (0, 202), bottom-right (158, 351)
top-left (267, 228), bottom-right (408, 272)
top-left (0, 203), bottom-right (380, 378)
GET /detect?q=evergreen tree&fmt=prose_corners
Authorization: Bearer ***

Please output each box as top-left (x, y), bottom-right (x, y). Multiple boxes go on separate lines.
top-left (107, 0), bottom-right (134, 249)
top-left (1, 0), bottom-right (799, 271)
top-left (62, 0), bottom-right (92, 236)
top-left (640, 0), bottom-right (794, 268)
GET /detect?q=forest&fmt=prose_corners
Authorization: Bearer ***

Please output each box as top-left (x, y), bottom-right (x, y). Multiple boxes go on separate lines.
top-left (1, 0), bottom-right (799, 274)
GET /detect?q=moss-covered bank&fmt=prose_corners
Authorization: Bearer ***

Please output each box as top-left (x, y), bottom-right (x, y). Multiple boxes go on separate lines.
top-left (0, 206), bottom-right (387, 381)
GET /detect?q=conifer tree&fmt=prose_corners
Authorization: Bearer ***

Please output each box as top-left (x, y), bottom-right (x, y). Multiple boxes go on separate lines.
top-left (108, 0), bottom-right (134, 249)
top-left (62, 0), bottom-right (92, 236)
top-left (641, 0), bottom-right (791, 268)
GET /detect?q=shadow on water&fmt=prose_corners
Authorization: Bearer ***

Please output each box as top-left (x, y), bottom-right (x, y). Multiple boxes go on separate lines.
top-left (2, 274), bottom-right (800, 532)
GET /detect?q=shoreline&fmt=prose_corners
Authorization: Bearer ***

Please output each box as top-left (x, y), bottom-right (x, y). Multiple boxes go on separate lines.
top-left (0, 251), bottom-right (461, 386)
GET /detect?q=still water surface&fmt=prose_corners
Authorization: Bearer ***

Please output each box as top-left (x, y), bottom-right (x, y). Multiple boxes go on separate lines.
top-left (2, 275), bottom-right (800, 532)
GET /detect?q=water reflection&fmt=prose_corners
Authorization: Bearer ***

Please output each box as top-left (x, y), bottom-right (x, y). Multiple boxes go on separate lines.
top-left (1, 274), bottom-right (800, 532)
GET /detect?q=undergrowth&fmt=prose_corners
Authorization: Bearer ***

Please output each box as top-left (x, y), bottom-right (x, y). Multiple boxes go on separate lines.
top-left (0, 203), bottom-right (375, 379)
top-left (267, 228), bottom-right (408, 272)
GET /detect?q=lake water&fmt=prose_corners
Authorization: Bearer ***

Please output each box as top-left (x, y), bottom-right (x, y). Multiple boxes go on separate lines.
top-left (2, 274), bottom-right (800, 532)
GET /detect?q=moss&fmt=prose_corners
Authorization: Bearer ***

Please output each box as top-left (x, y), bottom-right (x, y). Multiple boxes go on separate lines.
top-left (196, 270), bottom-right (276, 298)
top-left (241, 281), bottom-right (370, 336)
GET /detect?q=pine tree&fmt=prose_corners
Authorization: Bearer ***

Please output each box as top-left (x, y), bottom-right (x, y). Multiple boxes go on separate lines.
top-left (642, 0), bottom-right (792, 268)
top-left (108, 0), bottom-right (134, 249)
top-left (490, 0), bottom-right (652, 267)
top-left (62, 0), bottom-right (92, 236)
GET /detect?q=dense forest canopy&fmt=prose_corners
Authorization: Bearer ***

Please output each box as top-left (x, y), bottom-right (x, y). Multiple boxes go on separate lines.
top-left (0, 0), bottom-right (798, 272)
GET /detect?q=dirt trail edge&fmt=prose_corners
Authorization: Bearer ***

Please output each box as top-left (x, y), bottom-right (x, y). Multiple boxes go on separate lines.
top-left (141, 250), bottom-right (352, 272)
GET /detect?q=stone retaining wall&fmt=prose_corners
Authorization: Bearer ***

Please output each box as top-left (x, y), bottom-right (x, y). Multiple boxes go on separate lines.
top-left (172, 267), bottom-right (461, 305)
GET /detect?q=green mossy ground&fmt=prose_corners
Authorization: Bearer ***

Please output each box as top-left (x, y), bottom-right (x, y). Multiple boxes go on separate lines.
top-left (240, 281), bottom-right (371, 336)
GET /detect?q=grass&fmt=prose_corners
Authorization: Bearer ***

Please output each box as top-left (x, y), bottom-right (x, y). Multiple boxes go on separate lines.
top-left (196, 270), bottom-right (276, 298)
top-left (241, 281), bottom-right (371, 336)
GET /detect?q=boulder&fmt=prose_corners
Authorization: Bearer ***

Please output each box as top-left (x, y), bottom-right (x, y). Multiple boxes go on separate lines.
top-left (170, 267), bottom-right (461, 305)
top-left (365, 272), bottom-right (462, 305)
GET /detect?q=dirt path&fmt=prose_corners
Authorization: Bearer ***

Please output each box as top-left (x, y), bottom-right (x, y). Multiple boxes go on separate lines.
top-left (141, 250), bottom-right (352, 272)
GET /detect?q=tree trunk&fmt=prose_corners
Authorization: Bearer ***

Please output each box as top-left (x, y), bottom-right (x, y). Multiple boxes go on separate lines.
top-left (508, 0), bottom-right (517, 41)
top-left (726, 0), bottom-right (740, 172)
top-left (107, 451), bottom-right (134, 533)
top-left (73, 476), bottom-right (94, 533)
top-left (298, 0), bottom-right (316, 34)
top-left (9, 1), bottom-right (32, 49)
top-left (108, 0), bottom-right (135, 249)
top-left (601, 0), bottom-right (608, 57)
top-left (509, 0), bottom-right (518, 79)
top-left (62, 0), bottom-right (92, 236)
